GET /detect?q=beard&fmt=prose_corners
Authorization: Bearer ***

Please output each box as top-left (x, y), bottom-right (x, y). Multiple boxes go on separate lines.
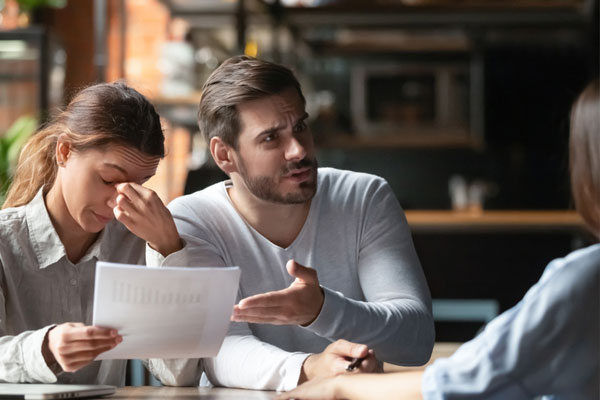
top-left (237, 156), bottom-right (318, 204)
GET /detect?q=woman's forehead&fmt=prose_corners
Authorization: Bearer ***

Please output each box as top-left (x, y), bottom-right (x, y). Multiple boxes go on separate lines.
top-left (100, 145), bottom-right (160, 175)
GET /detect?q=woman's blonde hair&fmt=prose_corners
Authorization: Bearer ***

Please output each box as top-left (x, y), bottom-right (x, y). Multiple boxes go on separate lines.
top-left (570, 79), bottom-right (600, 238)
top-left (3, 82), bottom-right (165, 209)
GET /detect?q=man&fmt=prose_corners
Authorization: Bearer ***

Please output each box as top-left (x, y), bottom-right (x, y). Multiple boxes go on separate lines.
top-left (147, 56), bottom-right (434, 391)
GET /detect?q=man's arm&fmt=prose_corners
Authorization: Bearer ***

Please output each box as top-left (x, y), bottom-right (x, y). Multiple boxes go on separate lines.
top-left (232, 180), bottom-right (434, 366)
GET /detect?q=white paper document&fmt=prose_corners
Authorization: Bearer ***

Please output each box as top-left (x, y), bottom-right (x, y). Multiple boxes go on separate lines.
top-left (92, 262), bottom-right (240, 360)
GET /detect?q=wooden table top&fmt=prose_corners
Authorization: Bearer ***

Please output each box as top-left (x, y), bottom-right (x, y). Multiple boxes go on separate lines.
top-left (112, 386), bottom-right (276, 399)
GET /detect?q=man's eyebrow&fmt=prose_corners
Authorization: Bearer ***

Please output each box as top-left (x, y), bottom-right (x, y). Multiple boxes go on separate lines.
top-left (257, 123), bottom-right (284, 137)
top-left (295, 112), bottom-right (309, 125)
top-left (257, 113), bottom-right (309, 136)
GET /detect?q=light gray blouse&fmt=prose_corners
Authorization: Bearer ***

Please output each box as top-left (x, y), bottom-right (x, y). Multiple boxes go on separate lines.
top-left (0, 189), bottom-right (146, 386)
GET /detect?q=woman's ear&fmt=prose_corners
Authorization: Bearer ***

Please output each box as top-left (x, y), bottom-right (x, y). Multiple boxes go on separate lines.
top-left (55, 134), bottom-right (72, 167)
top-left (210, 137), bottom-right (237, 176)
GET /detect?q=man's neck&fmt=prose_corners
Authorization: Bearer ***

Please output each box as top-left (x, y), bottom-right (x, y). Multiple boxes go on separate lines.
top-left (44, 185), bottom-right (99, 264)
top-left (228, 184), bottom-right (311, 249)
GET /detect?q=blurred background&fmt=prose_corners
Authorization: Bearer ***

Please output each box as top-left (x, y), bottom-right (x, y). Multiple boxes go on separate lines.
top-left (0, 0), bottom-right (598, 357)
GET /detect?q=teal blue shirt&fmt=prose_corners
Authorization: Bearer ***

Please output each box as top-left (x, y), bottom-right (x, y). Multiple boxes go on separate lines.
top-left (423, 243), bottom-right (600, 399)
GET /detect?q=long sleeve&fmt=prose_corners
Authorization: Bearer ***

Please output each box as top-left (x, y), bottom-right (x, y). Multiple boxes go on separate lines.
top-left (203, 323), bottom-right (310, 391)
top-left (0, 276), bottom-right (57, 383)
top-left (305, 180), bottom-right (434, 365)
top-left (421, 245), bottom-right (600, 399)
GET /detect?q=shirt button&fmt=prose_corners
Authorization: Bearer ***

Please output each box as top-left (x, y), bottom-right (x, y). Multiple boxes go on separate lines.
top-left (70, 278), bottom-right (77, 286)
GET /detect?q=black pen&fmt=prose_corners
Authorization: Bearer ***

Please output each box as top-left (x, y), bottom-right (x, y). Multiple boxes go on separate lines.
top-left (346, 357), bottom-right (365, 372)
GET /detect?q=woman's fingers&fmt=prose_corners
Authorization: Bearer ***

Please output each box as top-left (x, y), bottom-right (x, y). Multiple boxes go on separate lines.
top-left (112, 182), bottom-right (182, 257)
top-left (58, 337), bottom-right (122, 356)
top-left (48, 323), bottom-right (122, 373)
top-left (115, 182), bottom-right (147, 212)
top-left (61, 325), bottom-right (118, 342)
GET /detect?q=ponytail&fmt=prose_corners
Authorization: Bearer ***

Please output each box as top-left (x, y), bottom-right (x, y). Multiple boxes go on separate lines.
top-left (2, 125), bottom-right (59, 209)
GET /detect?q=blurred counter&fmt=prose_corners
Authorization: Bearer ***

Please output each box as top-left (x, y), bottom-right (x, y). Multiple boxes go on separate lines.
top-left (405, 210), bottom-right (584, 233)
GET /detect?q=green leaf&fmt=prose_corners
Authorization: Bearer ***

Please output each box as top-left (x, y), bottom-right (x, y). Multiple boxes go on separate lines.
top-left (0, 115), bottom-right (37, 199)
top-left (16, 0), bottom-right (66, 12)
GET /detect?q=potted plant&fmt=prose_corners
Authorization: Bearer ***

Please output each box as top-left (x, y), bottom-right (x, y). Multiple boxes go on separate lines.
top-left (0, 115), bottom-right (37, 205)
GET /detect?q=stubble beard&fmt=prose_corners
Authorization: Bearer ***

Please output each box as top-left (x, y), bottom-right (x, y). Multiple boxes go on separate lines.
top-left (237, 157), bottom-right (318, 204)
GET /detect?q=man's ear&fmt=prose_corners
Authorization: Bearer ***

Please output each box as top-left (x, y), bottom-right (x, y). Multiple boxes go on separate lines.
top-left (55, 134), bottom-right (72, 167)
top-left (210, 136), bottom-right (237, 175)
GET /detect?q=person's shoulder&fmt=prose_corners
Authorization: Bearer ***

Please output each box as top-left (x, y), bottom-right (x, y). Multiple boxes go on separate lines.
top-left (318, 167), bottom-right (388, 193)
top-left (560, 243), bottom-right (600, 276)
top-left (0, 204), bottom-right (28, 237)
top-left (542, 243), bottom-right (600, 300)
top-left (168, 180), bottom-right (228, 215)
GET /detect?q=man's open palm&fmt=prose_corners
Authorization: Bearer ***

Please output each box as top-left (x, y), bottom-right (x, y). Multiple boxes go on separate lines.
top-left (231, 260), bottom-right (325, 326)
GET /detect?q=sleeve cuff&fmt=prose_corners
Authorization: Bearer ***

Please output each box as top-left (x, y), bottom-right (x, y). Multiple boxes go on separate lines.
top-left (22, 325), bottom-right (58, 383)
top-left (146, 239), bottom-right (189, 267)
top-left (278, 353), bottom-right (311, 392)
top-left (421, 362), bottom-right (445, 400)
top-left (302, 286), bottom-right (346, 338)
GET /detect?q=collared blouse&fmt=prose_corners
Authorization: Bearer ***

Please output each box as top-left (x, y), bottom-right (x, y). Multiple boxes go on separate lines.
top-left (0, 189), bottom-right (146, 385)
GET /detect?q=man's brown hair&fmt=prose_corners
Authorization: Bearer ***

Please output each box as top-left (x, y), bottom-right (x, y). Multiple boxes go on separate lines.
top-left (198, 55), bottom-right (305, 149)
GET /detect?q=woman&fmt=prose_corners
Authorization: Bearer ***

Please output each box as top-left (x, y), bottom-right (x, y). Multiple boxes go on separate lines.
top-left (279, 81), bottom-right (600, 399)
top-left (0, 82), bottom-right (182, 385)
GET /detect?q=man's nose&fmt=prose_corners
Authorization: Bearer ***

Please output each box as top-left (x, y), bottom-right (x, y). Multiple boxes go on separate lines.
top-left (285, 136), bottom-right (307, 161)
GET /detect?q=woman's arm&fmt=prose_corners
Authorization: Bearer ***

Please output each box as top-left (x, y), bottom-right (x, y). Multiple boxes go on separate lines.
top-left (277, 371), bottom-right (424, 400)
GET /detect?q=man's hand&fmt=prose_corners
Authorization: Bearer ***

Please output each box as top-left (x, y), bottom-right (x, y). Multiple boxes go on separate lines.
top-left (42, 323), bottom-right (122, 373)
top-left (231, 260), bottom-right (324, 326)
top-left (299, 339), bottom-right (378, 384)
top-left (111, 182), bottom-right (182, 257)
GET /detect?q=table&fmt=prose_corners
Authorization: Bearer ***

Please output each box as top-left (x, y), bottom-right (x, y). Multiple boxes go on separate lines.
top-left (112, 386), bottom-right (276, 399)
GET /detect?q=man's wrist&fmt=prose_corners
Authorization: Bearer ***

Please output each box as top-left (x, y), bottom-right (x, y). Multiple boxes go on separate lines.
top-left (300, 286), bottom-right (325, 327)
top-left (298, 353), bottom-right (315, 384)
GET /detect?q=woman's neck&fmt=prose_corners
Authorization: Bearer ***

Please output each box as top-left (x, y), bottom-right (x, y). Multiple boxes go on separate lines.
top-left (44, 185), bottom-right (99, 264)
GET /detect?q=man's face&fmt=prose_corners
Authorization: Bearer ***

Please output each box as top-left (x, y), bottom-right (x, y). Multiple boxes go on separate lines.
top-left (232, 87), bottom-right (317, 205)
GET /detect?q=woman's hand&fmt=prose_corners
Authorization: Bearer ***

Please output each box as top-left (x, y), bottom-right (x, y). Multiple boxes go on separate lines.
top-left (112, 182), bottom-right (183, 257)
top-left (278, 371), bottom-right (425, 400)
top-left (42, 323), bottom-right (122, 373)
top-left (277, 376), bottom-right (343, 400)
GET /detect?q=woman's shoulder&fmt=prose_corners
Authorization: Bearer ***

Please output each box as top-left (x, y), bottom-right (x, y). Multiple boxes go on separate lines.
top-left (0, 204), bottom-right (28, 237)
top-left (543, 243), bottom-right (600, 286)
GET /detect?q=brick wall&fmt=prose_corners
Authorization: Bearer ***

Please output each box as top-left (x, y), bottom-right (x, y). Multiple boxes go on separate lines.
top-left (110, 0), bottom-right (190, 204)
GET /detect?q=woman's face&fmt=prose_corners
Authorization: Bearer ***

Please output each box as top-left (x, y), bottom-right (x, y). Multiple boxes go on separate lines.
top-left (57, 143), bottom-right (160, 233)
